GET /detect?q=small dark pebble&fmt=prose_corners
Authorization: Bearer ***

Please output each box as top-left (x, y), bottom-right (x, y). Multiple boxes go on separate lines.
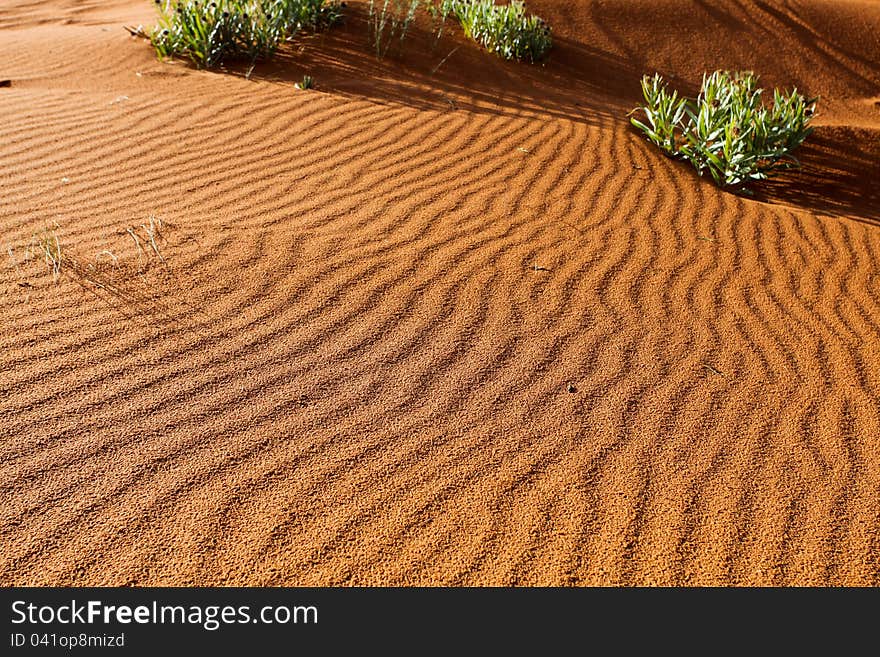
top-left (0, 80), bottom-right (11, 88)
top-left (17, 281), bottom-right (31, 288)
top-left (567, 383), bottom-right (577, 393)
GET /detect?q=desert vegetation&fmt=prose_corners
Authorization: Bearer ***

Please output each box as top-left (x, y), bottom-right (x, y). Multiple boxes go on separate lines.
top-left (445, 0), bottom-right (551, 62)
top-left (150, 0), bottom-right (342, 69)
top-left (367, 0), bottom-right (420, 59)
top-left (630, 71), bottom-right (817, 187)
top-left (148, 0), bottom-right (551, 67)
top-left (7, 216), bottom-right (169, 287)
top-left (295, 74), bottom-right (315, 88)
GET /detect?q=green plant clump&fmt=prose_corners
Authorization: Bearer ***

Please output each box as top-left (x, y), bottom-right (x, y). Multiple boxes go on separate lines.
top-left (367, 0), bottom-right (420, 60)
top-left (151, 0), bottom-right (342, 69)
top-left (447, 0), bottom-right (551, 63)
top-left (630, 71), bottom-right (817, 187)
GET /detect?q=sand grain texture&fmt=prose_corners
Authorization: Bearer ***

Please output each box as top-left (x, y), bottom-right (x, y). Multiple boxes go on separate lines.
top-left (2, 0), bottom-right (880, 585)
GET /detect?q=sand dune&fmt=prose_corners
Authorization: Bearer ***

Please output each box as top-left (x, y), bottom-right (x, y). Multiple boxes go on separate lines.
top-left (1, 0), bottom-right (879, 586)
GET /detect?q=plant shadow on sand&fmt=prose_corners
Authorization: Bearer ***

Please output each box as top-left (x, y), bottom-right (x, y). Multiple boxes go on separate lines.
top-left (230, 9), bottom-right (689, 127)
top-left (214, 9), bottom-right (878, 225)
top-left (753, 127), bottom-right (880, 225)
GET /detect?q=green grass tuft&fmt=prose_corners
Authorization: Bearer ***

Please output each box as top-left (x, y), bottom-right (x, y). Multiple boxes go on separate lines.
top-left (630, 71), bottom-right (817, 187)
top-left (150, 0), bottom-right (343, 70)
top-left (36, 228), bottom-right (63, 282)
top-left (367, 0), bottom-right (420, 60)
top-left (446, 0), bottom-right (551, 63)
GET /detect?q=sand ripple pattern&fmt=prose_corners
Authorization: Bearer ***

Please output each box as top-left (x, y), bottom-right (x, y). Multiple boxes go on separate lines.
top-left (1, 0), bottom-right (879, 585)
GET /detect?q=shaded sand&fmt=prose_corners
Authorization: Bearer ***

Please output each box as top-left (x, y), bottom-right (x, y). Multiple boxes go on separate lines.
top-left (2, 0), bottom-right (880, 586)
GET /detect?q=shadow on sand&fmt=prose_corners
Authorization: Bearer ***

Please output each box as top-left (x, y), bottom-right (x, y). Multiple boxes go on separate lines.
top-left (754, 127), bottom-right (880, 225)
top-left (212, 11), bottom-right (878, 225)
top-left (231, 10), bottom-right (687, 127)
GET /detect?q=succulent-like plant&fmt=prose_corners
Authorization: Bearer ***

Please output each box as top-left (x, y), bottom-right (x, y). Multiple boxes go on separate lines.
top-left (444, 0), bottom-right (551, 63)
top-left (631, 71), bottom-right (817, 187)
top-left (150, 0), bottom-right (343, 69)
